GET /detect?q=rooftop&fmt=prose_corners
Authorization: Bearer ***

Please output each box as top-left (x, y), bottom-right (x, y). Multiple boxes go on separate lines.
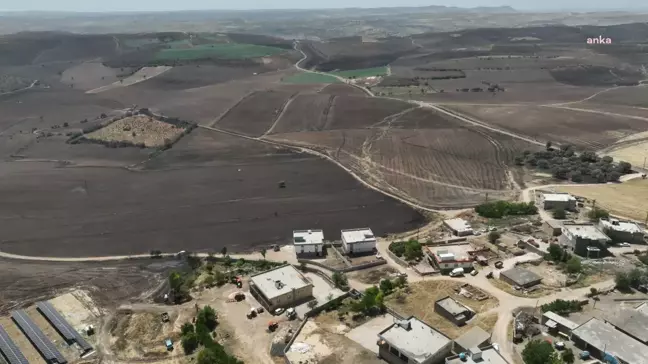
top-left (293, 229), bottom-right (324, 245)
top-left (378, 316), bottom-right (451, 364)
top-left (600, 219), bottom-right (643, 234)
top-left (604, 307), bottom-right (648, 343)
top-left (444, 218), bottom-right (473, 233)
top-left (436, 296), bottom-right (472, 316)
top-left (572, 318), bottom-right (648, 364)
top-left (543, 311), bottom-right (579, 331)
top-left (428, 244), bottom-right (474, 263)
top-left (250, 265), bottom-right (312, 301)
top-left (636, 302), bottom-right (648, 315)
top-left (454, 326), bottom-right (490, 350)
top-left (500, 267), bottom-right (542, 286)
top-left (542, 193), bottom-right (576, 202)
top-left (562, 223), bottom-right (611, 241)
top-left (445, 346), bottom-right (509, 364)
top-left (341, 228), bottom-right (376, 244)
top-left (545, 219), bottom-right (563, 228)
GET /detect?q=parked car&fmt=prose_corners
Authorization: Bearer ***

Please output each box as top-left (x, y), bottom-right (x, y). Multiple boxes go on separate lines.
top-left (494, 261), bottom-right (504, 269)
top-left (274, 308), bottom-right (285, 316)
top-left (376, 254), bottom-right (383, 260)
top-left (286, 308), bottom-right (296, 319)
top-left (619, 242), bottom-right (631, 247)
top-left (256, 307), bottom-right (265, 314)
top-left (555, 342), bottom-right (565, 350)
top-left (470, 269), bottom-right (478, 276)
top-left (449, 268), bottom-right (465, 277)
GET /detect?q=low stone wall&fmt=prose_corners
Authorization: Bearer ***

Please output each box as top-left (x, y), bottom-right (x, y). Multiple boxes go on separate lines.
top-left (426, 237), bottom-right (468, 246)
top-left (283, 318), bottom-right (310, 364)
top-left (521, 241), bottom-right (547, 256)
top-left (297, 258), bottom-right (386, 273)
top-left (386, 249), bottom-right (410, 268)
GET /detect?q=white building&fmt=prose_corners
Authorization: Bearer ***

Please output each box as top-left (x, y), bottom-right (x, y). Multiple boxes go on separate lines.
top-left (443, 218), bottom-right (473, 236)
top-left (249, 265), bottom-right (313, 311)
top-left (341, 228), bottom-right (376, 255)
top-left (378, 316), bottom-right (452, 364)
top-left (599, 219), bottom-right (645, 244)
top-left (427, 245), bottom-right (474, 272)
top-left (541, 193), bottom-right (576, 211)
top-left (293, 229), bottom-right (324, 257)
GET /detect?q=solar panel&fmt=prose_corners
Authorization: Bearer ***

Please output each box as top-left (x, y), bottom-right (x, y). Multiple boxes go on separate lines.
top-left (10, 310), bottom-right (67, 364)
top-left (0, 325), bottom-right (28, 364)
top-left (36, 301), bottom-right (92, 352)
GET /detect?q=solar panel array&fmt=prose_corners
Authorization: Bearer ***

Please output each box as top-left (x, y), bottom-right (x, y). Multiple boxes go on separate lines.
top-left (0, 325), bottom-right (28, 364)
top-left (36, 301), bottom-right (92, 352)
top-left (10, 310), bottom-right (67, 364)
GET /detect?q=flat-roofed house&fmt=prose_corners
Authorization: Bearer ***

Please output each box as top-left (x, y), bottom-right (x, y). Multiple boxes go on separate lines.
top-left (249, 265), bottom-right (313, 311)
top-left (559, 222), bottom-right (611, 257)
top-left (377, 316), bottom-right (452, 364)
top-left (443, 218), bottom-right (473, 236)
top-left (293, 229), bottom-right (324, 257)
top-left (599, 219), bottom-right (645, 244)
top-left (541, 193), bottom-right (576, 211)
top-left (341, 228), bottom-right (376, 255)
top-left (434, 296), bottom-right (474, 326)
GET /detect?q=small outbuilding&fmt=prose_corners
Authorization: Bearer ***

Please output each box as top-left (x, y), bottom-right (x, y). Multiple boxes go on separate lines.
top-left (499, 267), bottom-right (542, 288)
top-left (434, 296), bottom-right (474, 326)
top-left (541, 193), bottom-right (576, 211)
top-left (443, 218), bottom-right (473, 236)
top-left (541, 311), bottom-right (578, 337)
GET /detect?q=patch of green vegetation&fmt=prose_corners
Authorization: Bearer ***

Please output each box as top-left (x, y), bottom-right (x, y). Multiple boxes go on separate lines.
top-left (388, 239), bottom-right (423, 261)
top-left (154, 43), bottom-right (285, 60)
top-left (164, 39), bottom-right (193, 48)
top-left (331, 66), bottom-right (388, 78)
top-left (180, 306), bottom-right (242, 364)
top-left (540, 299), bottom-right (582, 315)
top-left (122, 38), bottom-right (161, 48)
top-left (282, 72), bottom-right (341, 84)
top-left (475, 200), bottom-right (538, 218)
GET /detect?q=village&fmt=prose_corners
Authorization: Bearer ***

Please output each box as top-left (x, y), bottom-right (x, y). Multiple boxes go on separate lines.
top-left (2, 183), bottom-right (648, 364)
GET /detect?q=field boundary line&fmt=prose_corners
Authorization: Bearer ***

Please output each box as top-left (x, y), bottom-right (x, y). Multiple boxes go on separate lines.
top-left (261, 92), bottom-right (299, 137)
top-left (0, 80), bottom-right (38, 97)
top-left (542, 104), bottom-right (648, 123)
top-left (208, 91), bottom-right (258, 127)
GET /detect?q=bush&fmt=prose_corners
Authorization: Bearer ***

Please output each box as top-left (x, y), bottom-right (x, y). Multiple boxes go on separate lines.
top-left (547, 244), bottom-right (570, 263)
top-left (181, 332), bottom-right (199, 354)
top-left (615, 271), bottom-right (632, 291)
top-left (475, 201), bottom-right (538, 218)
top-left (488, 231), bottom-right (501, 244)
top-left (181, 322), bottom-right (194, 336)
top-left (540, 299), bottom-right (582, 315)
top-left (522, 339), bottom-right (555, 364)
top-left (389, 239), bottom-right (422, 260)
top-left (562, 348), bottom-right (575, 364)
top-left (588, 208), bottom-right (609, 221)
top-left (552, 208), bottom-right (567, 220)
top-left (379, 278), bottom-right (394, 295)
top-left (332, 272), bottom-right (349, 290)
top-left (565, 257), bottom-right (582, 274)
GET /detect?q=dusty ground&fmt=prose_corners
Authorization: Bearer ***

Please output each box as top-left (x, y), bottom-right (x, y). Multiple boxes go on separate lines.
top-left (556, 178), bottom-right (648, 221)
top-left (86, 66), bottom-right (172, 94)
top-left (605, 131), bottom-right (648, 168)
top-left (109, 310), bottom-right (181, 361)
top-left (85, 115), bottom-right (186, 147)
top-left (385, 280), bottom-right (499, 339)
top-left (348, 265), bottom-right (399, 285)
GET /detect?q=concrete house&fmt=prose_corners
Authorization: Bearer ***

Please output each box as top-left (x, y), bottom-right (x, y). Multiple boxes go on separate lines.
top-left (341, 228), bottom-right (376, 255)
top-left (443, 218), bottom-right (473, 236)
top-left (499, 267), bottom-right (542, 288)
top-left (427, 245), bottom-right (474, 273)
top-left (541, 193), bottom-right (576, 211)
top-left (434, 297), bottom-right (474, 326)
top-left (445, 346), bottom-right (509, 364)
top-left (571, 318), bottom-right (648, 364)
top-left (559, 222), bottom-right (611, 257)
top-left (377, 316), bottom-right (452, 364)
top-left (603, 307), bottom-right (648, 344)
top-left (249, 265), bottom-right (313, 311)
top-left (599, 219), bottom-right (645, 245)
top-left (293, 229), bottom-right (324, 257)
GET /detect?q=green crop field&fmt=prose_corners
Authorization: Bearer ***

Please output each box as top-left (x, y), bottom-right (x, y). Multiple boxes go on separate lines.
top-left (282, 72), bottom-right (341, 84)
top-left (331, 66), bottom-right (388, 78)
top-left (154, 43), bottom-right (285, 60)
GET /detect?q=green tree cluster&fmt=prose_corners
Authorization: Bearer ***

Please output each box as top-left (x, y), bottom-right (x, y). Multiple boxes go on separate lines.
top-left (475, 201), bottom-right (538, 218)
top-left (546, 244), bottom-right (571, 263)
top-left (615, 268), bottom-right (648, 291)
top-left (540, 299), bottom-right (582, 315)
top-left (332, 272), bottom-right (349, 291)
top-left (351, 286), bottom-right (385, 315)
top-left (389, 239), bottom-right (423, 260)
top-left (516, 144), bottom-right (631, 183)
top-left (182, 306), bottom-right (242, 363)
top-left (522, 339), bottom-right (559, 364)
top-left (588, 208), bottom-right (610, 222)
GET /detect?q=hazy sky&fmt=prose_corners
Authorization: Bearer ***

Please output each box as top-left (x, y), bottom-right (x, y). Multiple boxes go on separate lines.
top-left (0, 0), bottom-right (642, 12)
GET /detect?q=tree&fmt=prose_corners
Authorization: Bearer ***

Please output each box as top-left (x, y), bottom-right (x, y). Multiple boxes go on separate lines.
top-left (566, 256), bottom-right (582, 274)
top-left (394, 275), bottom-right (408, 288)
top-left (181, 332), bottom-right (199, 354)
top-left (552, 208), bottom-right (567, 220)
top-left (379, 278), bottom-right (394, 295)
top-left (522, 339), bottom-right (555, 364)
top-left (562, 348), bottom-right (575, 364)
top-left (546, 141), bottom-right (553, 150)
top-left (616, 271), bottom-right (632, 291)
top-left (332, 272), bottom-right (349, 290)
top-left (260, 247), bottom-right (267, 260)
top-left (197, 306), bottom-right (218, 331)
top-left (629, 268), bottom-right (645, 288)
top-left (537, 159), bottom-right (550, 169)
top-left (588, 208), bottom-right (609, 221)
top-left (197, 347), bottom-right (219, 364)
top-left (488, 231), bottom-right (501, 244)
top-left (221, 246), bottom-right (227, 256)
top-left (169, 271), bottom-right (184, 291)
top-left (181, 322), bottom-right (195, 336)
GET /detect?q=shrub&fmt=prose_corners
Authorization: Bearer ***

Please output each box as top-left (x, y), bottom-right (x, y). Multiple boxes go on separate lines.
top-left (541, 299), bottom-right (582, 315)
top-left (475, 201), bottom-right (538, 218)
top-left (552, 208), bottom-right (567, 220)
top-left (488, 231), bottom-right (501, 244)
top-left (522, 339), bottom-right (555, 364)
top-left (562, 348), bottom-right (575, 364)
top-left (181, 332), bottom-right (199, 354)
top-left (332, 272), bottom-right (349, 290)
top-left (615, 271), bottom-right (632, 291)
top-left (379, 278), bottom-right (394, 295)
top-left (588, 208), bottom-right (609, 221)
top-left (389, 239), bottom-right (423, 260)
top-left (565, 257), bottom-right (582, 274)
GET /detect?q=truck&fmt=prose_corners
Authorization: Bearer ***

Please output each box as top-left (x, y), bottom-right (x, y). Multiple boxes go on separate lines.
top-left (449, 268), bottom-right (465, 277)
top-left (286, 307), bottom-right (297, 319)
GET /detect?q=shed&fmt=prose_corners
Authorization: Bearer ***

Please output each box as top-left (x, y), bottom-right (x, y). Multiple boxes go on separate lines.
top-left (453, 326), bottom-right (491, 353)
top-left (499, 267), bottom-right (542, 288)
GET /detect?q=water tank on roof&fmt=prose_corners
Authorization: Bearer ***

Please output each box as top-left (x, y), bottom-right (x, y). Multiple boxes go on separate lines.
top-left (459, 352), bottom-right (467, 361)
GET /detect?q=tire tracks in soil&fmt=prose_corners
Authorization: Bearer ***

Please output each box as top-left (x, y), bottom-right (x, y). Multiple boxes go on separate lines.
top-left (261, 91), bottom-right (299, 137)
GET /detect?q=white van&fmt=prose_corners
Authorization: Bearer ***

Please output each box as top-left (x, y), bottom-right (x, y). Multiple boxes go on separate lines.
top-left (449, 268), bottom-right (465, 277)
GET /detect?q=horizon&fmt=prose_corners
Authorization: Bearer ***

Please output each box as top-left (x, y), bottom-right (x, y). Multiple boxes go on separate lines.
top-left (0, 0), bottom-right (645, 13)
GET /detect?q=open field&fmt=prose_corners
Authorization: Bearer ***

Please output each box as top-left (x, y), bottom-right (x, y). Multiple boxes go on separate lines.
top-left (605, 131), bottom-right (648, 167)
top-left (87, 66), bottom-right (172, 94)
top-left (0, 129), bottom-right (423, 257)
top-left (386, 280), bottom-right (499, 339)
top-left (85, 115), bottom-right (187, 148)
top-left (217, 90), bottom-right (298, 137)
top-left (556, 178), bottom-right (648, 221)
top-left (319, 83), bottom-right (367, 96)
top-left (445, 104), bottom-right (648, 149)
top-left (270, 94), bottom-right (334, 133)
top-left (331, 66), bottom-right (388, 78)
top-left (154, 43), bottom-right (286, 60)
top-left (281, 72), bottom-right (340, 84)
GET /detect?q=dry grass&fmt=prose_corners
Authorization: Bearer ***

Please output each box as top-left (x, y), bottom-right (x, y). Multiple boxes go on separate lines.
top-left (556, 178), bottom-right (648, 221)
top-left (110, 311), bottom-right (181, 360)
top-left (386, 280), bottom-right (499, 338)
top-left (349, 266), bottom-right (398, 284)
top-left (86, 115), bottom-right (185, 148)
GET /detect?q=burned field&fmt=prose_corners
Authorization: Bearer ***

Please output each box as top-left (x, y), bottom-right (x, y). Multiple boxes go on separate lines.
top-left (0, 128), bottom-right (423, 257)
